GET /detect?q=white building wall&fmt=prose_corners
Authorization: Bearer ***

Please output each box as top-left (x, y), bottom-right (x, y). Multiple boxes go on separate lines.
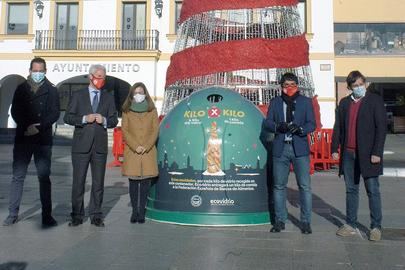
top-left (309, 0), bottom-right (334, 53)
top-left (34, 1), bottom-right (52, 32)
top-left (310, 60), bottom-right (336, 128)
top-left (155, 60), bottom-right (171, 108)
top-left (155, 0), bottom-right (177, 54)
top-left (308, 0), bottom-right (336, 128)
top-left (82, 1), bottom-right (117, 30)
top-left (310, 61), bottom-right (335, 98)
top-left (0, 40), bottom-right (33, 52)
top-left (0, 60), bottom-right (30, 77)
top-left (149, 0), bottom-right (176, 111)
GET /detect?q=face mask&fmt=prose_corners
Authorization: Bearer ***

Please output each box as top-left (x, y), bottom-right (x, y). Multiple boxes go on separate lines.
top-left (283, 85), bottom-right (299, 97)
top-left (133, 94), bottom-right (146, 103)
top-left (352, 85), bottom-right (366, 98)
top-left (91, 77), bottom-right (105, 89)
top-left (31, 72), bottom-right (45, 83)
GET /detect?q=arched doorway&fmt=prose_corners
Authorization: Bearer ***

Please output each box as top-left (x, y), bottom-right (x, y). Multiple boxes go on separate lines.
top-left (0, 74), bottom-right (26, 128)
top-left (57, 75), bottom-right (131, 123)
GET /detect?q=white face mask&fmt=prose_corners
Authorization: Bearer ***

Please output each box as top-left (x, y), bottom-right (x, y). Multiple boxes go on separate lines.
top-left (133, 93), bottom-right (146, 103)
top-left (352, 85), bottom-right (366, 99)
top-left (31, 72), bottom-right (45, 83)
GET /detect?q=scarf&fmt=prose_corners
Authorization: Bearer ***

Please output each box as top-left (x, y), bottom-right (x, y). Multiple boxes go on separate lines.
top-left (281, 92), bottom-right (300, 123)
top-left (130, 100), bottom-right (149, 113)
top-left (27, 76), bottom-right (44, 94)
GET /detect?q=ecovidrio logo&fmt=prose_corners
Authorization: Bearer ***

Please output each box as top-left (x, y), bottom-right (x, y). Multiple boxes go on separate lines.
top-left (210, 198), bottom-right (235, 206)
top-left (190, 195), bottom-right (202, 207)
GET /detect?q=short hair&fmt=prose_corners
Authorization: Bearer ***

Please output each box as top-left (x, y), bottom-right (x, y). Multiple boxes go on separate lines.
top-left (280, 72), bottom-right (298, 86)
top-left (346, 70), bottom-right (366, 89)
top-left (30, 57), bottom-right (47, 71)
top-left (89, 64), bottom-right (106, 75)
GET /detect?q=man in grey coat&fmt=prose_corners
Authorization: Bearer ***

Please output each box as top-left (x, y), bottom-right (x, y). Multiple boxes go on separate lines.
top-left (64, 64), bottom-right (118, 227)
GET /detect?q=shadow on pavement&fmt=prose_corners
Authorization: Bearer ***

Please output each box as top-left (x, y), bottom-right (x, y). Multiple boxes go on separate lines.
top-left (0, 262), bottom-right (27, 270)
top-left (287, 187), bottom-right (369, 234)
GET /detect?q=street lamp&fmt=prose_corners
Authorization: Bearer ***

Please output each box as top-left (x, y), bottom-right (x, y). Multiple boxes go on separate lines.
top-left (34, 0), bottom-right (44, 19)
top-left (155, 0), bottom-right (163, 18)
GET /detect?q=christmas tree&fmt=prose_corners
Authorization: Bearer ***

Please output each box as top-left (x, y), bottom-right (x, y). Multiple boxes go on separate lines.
top-left (162, 0), bottom-right (315, 115)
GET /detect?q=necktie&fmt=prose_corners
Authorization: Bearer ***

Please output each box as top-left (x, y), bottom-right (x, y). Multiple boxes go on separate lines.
top-left (92, 91), bottom-right (99, 113)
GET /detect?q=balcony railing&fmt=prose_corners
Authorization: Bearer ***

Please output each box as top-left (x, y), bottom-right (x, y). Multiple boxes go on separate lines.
top-left (35, 30), bottom-right (159, 51)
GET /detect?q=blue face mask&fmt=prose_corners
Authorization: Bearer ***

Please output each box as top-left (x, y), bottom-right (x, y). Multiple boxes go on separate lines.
top-left (31, 72), bottom-right (45, 83)
top-left (352, 85), bottom-right (366, 99)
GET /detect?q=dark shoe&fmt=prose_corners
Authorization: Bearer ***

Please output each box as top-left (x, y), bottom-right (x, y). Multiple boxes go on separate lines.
top-left (68, 218), bottom-right (83, 227)
top-left (137, 218), bottom-right (145, 224)
top-left (91, 217), bottom-right (105, 227)
top-left (130, 212), bottom-right (138, 224)
top-left (3, 215), bottom-right (18, 226)
top-left (270, 222), bottom-right (285, 233)
top-left (301, 223), bottom-right (312, 234)
top-left (42, 215), bottom-right (58, 227)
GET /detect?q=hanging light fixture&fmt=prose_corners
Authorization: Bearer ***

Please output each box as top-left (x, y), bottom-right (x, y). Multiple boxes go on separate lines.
top-left (154, 0), bottom-right (163, 18)
top-left (34, 0), bottom-right (44, 19)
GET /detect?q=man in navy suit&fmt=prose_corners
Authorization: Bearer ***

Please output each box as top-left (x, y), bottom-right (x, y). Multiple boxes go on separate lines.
top-left (264, 72), bottom-right (316, 234)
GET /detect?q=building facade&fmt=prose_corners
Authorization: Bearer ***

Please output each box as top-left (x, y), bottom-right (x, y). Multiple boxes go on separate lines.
top-left (1, 0), bottom-right (402, 131)
top-left (334, 0), bottom-right (405, 132)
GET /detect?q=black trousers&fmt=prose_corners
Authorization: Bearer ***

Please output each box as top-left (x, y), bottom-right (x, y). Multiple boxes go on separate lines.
top-left (10, 144), bottom-right (53, 217)
top-left (129, 179), bottom-right (152, 219)
top-left (71, 144), bottom-right (107, 220)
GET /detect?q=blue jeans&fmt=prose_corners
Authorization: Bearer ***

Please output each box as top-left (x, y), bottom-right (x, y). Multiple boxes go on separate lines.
top-left (273, 143), bottom-right (312, 224)
top-left (8, 144), bottom-right (53, 217)
top-left (343, 150), bottom-right (382, 229)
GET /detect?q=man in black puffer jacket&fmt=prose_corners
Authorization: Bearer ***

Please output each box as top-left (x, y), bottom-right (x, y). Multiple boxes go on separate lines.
top-left (3, 57), bottom-right (60, 227)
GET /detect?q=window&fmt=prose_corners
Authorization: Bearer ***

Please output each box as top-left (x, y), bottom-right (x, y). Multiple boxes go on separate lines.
top-left (55, 3), bottom-right (79, 49)
top-left (175, 1), bottom-right (182, 32)
top-left (334, 23), bottom-right (405, 55)
top-left (122, 2), bottom-right (147, 49)
top-left (123, 2), bottom-right (146, 31)
top-left (7, 3), bottom-right (29, 34)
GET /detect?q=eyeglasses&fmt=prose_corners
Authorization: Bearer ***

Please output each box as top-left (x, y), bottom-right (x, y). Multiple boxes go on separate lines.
top-left (282, 83), bottom-right (297, 88)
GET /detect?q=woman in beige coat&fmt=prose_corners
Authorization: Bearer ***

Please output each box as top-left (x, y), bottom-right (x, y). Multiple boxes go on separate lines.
top-left (121, 82), bottom-right (159, 223)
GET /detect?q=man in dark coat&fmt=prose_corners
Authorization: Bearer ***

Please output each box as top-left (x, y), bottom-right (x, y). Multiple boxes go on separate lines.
top-left (3, 57), bottom-right (60, 227)
top-left (264, 72), bottom-right (316, 234)
top-left (64, 64), bottom-right (118, 227)
top-left (332, 70), bottom-right (387, 241)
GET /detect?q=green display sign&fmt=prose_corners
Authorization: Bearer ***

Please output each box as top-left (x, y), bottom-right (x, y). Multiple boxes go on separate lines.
top-left (147, 88), bottom-right (270, 225)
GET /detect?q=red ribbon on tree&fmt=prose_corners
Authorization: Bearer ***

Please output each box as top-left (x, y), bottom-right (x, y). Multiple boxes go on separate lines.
top-left (180, 0), bottom-right (299, 23)
top-left (166, 35), bottom-right (309, 87)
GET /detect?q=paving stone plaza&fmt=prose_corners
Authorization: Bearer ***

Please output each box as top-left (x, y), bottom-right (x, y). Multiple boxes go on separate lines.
top-left (0, 135), bottom-right (404, 270)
